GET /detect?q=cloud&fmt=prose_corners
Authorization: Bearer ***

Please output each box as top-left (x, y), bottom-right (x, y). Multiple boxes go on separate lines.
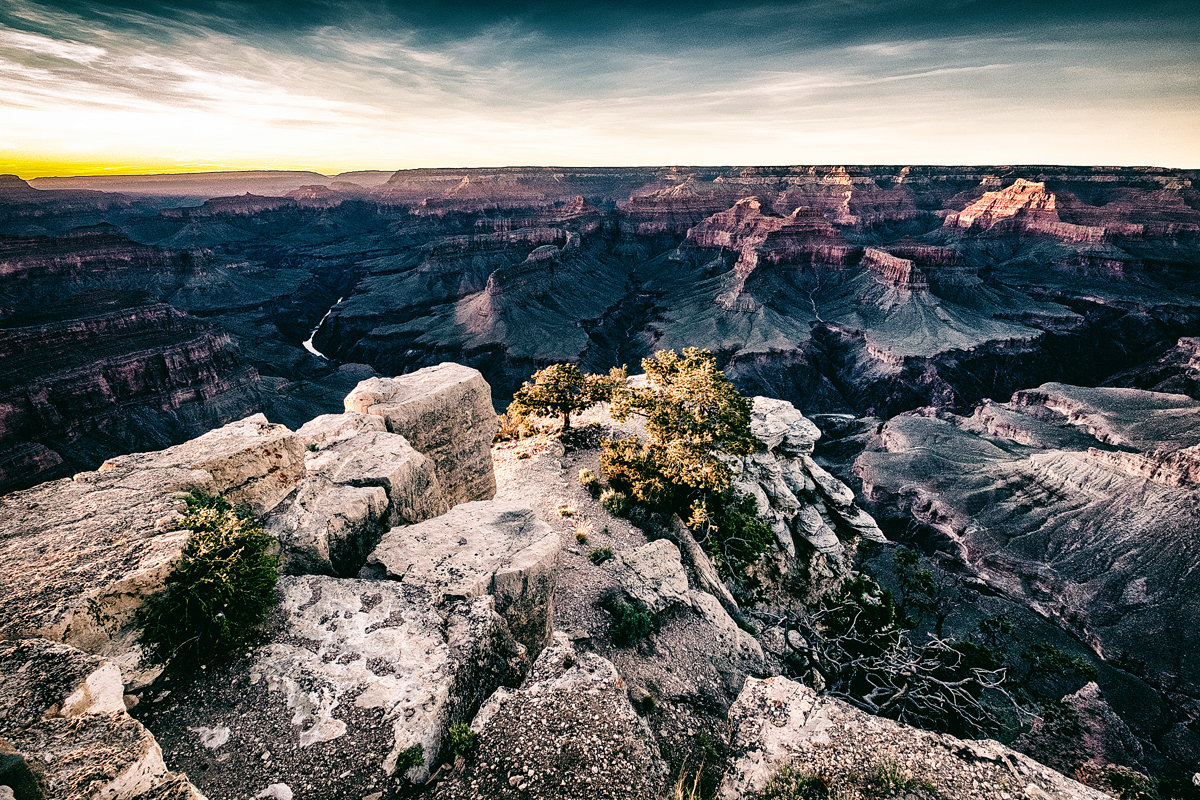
top-left (0, 0), bottom-right (1197, 174)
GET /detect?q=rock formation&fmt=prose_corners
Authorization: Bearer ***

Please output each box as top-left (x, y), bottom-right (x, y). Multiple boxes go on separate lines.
top-left (0, 638), bottom-right (205, 800)
top-left (735, 397), bottom-right (885, 572)
top-left (344, 363), bottom-right (499, 505)
top-left (0, 363), bottom-right (534, 799)
top-left (5, 163), bottom-right (1200, 796)
top-left (363, 501), bottom-right (560, 656)
top-left (433, 634), bottom-right (669, 800)
top-left (854, 383), bottom-right (1200, 707)
top-left (720, 676), bottom-right (1109, 800)
top-left (0, 359), bottom-right (1158, 798)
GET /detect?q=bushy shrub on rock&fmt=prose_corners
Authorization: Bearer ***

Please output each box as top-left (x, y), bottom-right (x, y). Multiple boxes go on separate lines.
top-left (137, 491), bottom-right (278, 672)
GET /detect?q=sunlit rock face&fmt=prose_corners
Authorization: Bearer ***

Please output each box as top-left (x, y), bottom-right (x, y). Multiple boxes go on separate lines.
top-left (720, 676), bottom-right (1110, 800)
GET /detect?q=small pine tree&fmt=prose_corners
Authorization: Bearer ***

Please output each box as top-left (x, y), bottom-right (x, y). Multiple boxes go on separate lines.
top-left (137, 491), bottom-right (278, 671)
top-left (601, 348), bottom-right (758, 508)
top-left (510, 363), bottom-right (626, 430)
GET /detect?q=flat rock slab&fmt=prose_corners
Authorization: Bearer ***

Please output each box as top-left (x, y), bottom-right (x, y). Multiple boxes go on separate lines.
top-left (344, 363), bottom-right (499, 507)
top-left (139, 575), bottom-right (523, 799)
top-left (101, 414), bottom-right (304, 515)
top-left (720, 676), bottom-right (1109, 800)
top-left (433, 634), bottom-right (668, 800)
top-left (363, 501), bottom-right (559, 656)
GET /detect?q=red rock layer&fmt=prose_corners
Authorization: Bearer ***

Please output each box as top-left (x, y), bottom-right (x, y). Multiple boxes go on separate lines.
top-left (0, 299), bottom-right (260, 493)
top-left (686, 198), bottom-right (854, 272)
top-left (860, 247), bottom-right (928, 289)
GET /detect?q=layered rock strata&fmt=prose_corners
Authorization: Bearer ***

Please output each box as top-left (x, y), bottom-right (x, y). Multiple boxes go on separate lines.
top-left (735, 397), bottom-right (885, 573)
top-left (855, 383), bottom-right (1200, 698)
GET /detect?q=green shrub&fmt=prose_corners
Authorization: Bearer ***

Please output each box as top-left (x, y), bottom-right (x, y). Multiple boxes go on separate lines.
top-left (602, 348), bottom-right (758, 509)
top-left (447, 723), bottom-right (477, 759)
top-left (599, 488), bottom-right (630, 517)
top-left (694, 491), bottom-right (775, 575)
top-left (305, 443), bottom-right (319, 452)
top-left (588, 546), bottom-right (614, 565)
top-left (395, 744), bottom-right (424, 774)
top-left (575, 529), bottom-right (589, 544)
top-left (495, 411), bottom-right (540, 442)
top-left (758, 766), bottom-right (843, 800)
top-left (1100, 766), bottom-right (1158, 800)
top-left (605, 597), bottom-right (654, 646)
top-left (867, 759), bottom-right (915, 792)
top-left (510, 363), bottom-right (623, 431)
top-left (137, 491), bottom-right (278, 671)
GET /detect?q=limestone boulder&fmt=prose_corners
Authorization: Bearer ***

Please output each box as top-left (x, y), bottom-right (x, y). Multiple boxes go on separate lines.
top-left (0, 415), bottom-right (305, 685)
top-left (138, 576), bottom-right (524, 798)
top-left (720, 676), bottom-right (1109, 800)
top-left (99, 414), bottom-right (304, 515)
top-left (0, 638), bottom-right (205, 800)
top-left (614, 539), bottom-right (691, 614)
top-left (267, 414), bottom-right (447, 576)
top-left (294, 412), bottom-right (385, 448)
top-left (610, 539), bottom-right (763, 702)
top-left (344, 363), bottom-right (499, 506)
top-left (364, 501), bottom-right (559, 657)
top-left (433, 633), bottom-right (669, 800)
top-left (303, 429), bottom-right (445, 525)
top-left (263, 478), bottom-right (388, 576)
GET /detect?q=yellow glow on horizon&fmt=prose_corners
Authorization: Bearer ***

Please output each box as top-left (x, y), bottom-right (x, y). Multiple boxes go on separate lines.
top-left (0, 153), bottom-right (399, 180)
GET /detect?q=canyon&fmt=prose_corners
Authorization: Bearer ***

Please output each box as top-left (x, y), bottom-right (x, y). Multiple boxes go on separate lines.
top-left (3, 164), bottom-right (1200, 796)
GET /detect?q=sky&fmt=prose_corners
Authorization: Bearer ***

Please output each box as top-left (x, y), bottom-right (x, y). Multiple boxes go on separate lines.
top-left (0, 0), bottom-right (1198, 177)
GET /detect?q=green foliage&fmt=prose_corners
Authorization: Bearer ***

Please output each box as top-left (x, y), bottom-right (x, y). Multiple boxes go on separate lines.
top-left (602, 348), bottom-right (758, 508)
top-left (305, 443), bottom-right (319, 452)
top-left (1022, 643), bottom-right (1099, 699)
top-left (599, 488), bottom-right (631, 517)
top-left (575, 530), bottom-right (589, 544)
top-left (447, 723), bottom-right (477, 759)
top-left (821, 575), bottom-right (901, 658)
top-left (867, 759), bottom-right (916, 792)
top-left (395, 744), bottom-right (424, 774)
top-left (758, 767), bottom-right (846, 800)
top-left (495, 411), bottom-right (540, 442)
top-left (1100, 766), bottom-right (1158, 800)
top-left (894, 546), bottom-right (938, 626)
top-left (693, 491), bottom-right (775, 575)
top-left (588, 546), bottom-right (614, 565)
top-left (605, 597), bottom-right (654, 646)
top-left (588, 365), bottom-right (630, 403)
top-left (136, 491), bottom-right (278, 672)
top-left (510, 363), bottom-right (628, 430)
